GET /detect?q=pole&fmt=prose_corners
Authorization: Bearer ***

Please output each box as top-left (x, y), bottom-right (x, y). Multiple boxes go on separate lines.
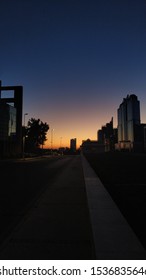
top-left (23, 113), bottom-right (28, 159)
top-left (51, 128), bottom-right (54, 154)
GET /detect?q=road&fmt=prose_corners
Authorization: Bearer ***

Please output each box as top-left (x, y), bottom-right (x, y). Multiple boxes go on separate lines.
top-left (0, 154), bottom-right (146, 260)
top-left (0, 155), bottom-right (95, 260)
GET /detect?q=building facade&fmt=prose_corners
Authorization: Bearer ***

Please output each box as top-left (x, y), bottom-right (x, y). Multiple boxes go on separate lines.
top-left (70, 138), bottom-right (77, 152)
top-left (97, 117), bottom-right (118, 151)
top-left (81, 139), bottom-right (105, 153)
top-left (118, 94), bottom-right (140, 142)
top-left (117, 94), bottom-right (144, 151)
top-left (0, 81), bottom-right (23, 158)
top-left (0, 102), bottom-right (16, 140)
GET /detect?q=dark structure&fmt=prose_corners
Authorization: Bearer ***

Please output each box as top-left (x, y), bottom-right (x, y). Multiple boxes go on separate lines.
top-left (116, 94), bottom-right (146, 152)
top-left (97, 117), bottom-right (118, 151)
top-left (81, 139), bottom-right (105, 153)
top-left (70, 138), bottom-right (77, 153)
top-left (0, 81), bottom-right (23, 158)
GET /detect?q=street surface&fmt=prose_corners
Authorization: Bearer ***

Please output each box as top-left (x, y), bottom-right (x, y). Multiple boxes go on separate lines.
top-left (0, 155), bottom-right (95, 259)
top-left (0, 154), bottom-right (146, 260)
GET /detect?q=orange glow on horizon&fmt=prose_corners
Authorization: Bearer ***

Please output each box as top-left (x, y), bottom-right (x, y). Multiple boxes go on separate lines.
top-left (27, 92), bottom-right (146, 151)
top-left (43, 127), bottom-right (99, 150)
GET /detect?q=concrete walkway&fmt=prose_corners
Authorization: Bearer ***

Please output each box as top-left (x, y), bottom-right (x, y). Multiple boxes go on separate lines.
top-left (81, 154), bottom-right (146, 259)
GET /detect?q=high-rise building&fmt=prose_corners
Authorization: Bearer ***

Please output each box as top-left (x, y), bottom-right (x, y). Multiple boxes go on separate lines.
top-left (70, 138), bottom-right (76, 152)
top-left (118, 94), bottom-right (140, 142)
top-left (117, 94), bottom-right (142, 151)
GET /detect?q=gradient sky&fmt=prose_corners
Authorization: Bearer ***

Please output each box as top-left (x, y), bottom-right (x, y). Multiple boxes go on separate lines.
top-left (0, 0), bottom-right (146, 148)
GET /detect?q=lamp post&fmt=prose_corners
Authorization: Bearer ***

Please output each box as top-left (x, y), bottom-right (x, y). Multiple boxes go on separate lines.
top-left (60, 137), bottom-right (63, 155)
top-left (24, 113), bottom-right (28, 127)
top-left (23, 113), bottom-right (28, 159)
top-left (51, 128), bottom-right (54, 154)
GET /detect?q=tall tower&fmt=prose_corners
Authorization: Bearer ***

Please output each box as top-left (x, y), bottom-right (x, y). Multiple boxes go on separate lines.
top-left (70, 138), bottom-right (77, 152)
top-left (117, 94), bottom-right (141, 148)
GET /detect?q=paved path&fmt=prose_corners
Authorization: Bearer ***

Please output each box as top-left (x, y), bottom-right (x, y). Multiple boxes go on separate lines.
top-left (0, 154), bottom-right (146, 260)
top-left (81, 154), bottom-right (146, 259)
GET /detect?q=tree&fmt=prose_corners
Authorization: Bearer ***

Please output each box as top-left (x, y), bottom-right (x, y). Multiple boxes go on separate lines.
top-left (25, 118), bottom-right (49, 152)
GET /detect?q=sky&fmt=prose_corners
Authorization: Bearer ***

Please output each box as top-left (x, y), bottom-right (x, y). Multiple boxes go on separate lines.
top-left (0, 0), bottom-right (146, 148)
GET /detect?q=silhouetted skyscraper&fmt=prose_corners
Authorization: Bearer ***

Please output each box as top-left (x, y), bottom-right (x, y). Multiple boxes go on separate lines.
top-left (118, 94), bottom-right (140, 142)
top-left (97, 117), bottom-right (117, 151)
top-left (117, 94), bottom-right (143, 151)
top-left (70, 138), bottom-right (76, 152)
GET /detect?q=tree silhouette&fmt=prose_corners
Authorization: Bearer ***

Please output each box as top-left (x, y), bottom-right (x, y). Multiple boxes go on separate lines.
top-left (25, 118), bottom-right (49, 152)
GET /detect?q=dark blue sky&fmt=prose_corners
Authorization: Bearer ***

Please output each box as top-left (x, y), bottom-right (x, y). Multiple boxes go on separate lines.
top-left (0, 0), bottom-right (146, 147)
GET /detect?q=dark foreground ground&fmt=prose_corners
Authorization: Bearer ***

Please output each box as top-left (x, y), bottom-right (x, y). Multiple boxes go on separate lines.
top-left (0, 156), bottom-right (95, 260)
top-left (84, 151), bottom-right (146, 250)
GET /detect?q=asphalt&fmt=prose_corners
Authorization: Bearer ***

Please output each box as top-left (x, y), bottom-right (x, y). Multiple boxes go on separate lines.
top-left (0, 154), bottom-right (146, 260)
top-left (0, 155), bottom-right (95, 260)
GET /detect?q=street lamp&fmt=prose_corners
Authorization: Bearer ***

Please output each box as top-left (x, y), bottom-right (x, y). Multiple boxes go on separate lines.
top-left (23, 113), bottom-right (28, 159)
top-left (51, 128), bottom-right (54, 153)
top-left (24, 113), bottom-right (28, 127)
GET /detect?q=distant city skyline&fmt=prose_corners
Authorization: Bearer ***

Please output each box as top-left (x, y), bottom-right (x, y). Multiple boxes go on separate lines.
top-left (1, 0), bottom-right (146, 148)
